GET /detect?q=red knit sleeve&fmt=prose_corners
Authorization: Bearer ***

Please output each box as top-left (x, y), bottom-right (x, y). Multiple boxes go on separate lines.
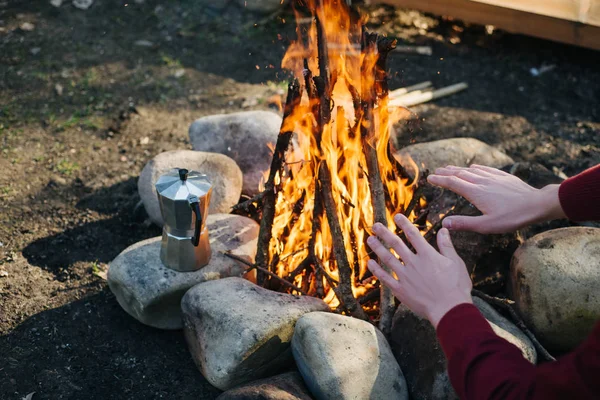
top-left (436, 303), bottom-right (600, 399)
top-left (558, 164), bottom-right (600, 221)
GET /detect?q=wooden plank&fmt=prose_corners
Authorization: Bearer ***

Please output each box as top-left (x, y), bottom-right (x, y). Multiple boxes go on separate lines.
top-left (375, 0), bottom-right (600, 50)
top-left (589, 0), bottom-right (600, 26)
top-left (471, 0), bottom-right (581, 25)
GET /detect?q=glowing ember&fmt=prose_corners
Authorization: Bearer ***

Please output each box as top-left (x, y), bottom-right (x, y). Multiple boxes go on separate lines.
top-left (257, 0), bottom-right (425, 321)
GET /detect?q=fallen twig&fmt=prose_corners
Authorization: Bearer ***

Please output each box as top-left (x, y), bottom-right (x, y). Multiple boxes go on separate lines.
top-left (223, 252), bottom-right (307, 296)
top-left (231, 191), bottom-right (266, 213)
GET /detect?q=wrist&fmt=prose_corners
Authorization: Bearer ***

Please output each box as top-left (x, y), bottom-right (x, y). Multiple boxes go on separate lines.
top-left (532, 184), bottom-right (565, 223)
top-left (427, 294), bottom-right (473, 329)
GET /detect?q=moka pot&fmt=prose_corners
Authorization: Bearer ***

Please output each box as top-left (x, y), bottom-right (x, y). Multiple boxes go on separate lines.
top-left (155, 168), bottom-right (212, 272)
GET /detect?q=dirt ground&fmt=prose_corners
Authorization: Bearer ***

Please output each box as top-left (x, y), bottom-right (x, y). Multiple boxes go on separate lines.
top-left (0, 1), bottom-right (598, 399)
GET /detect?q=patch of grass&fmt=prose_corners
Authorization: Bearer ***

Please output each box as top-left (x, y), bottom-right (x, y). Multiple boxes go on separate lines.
top-left (266, 80), bottom-right (289, 91)
top-left (91, 260), bottom-right (108, 280)
top-left (56, 159), bottom-right (80, 176)
top-left (0, 186), bottom-right (15, 198)
top-left (160, 53), bottom-right (183, 69)
top-left (82, 118), bottom-right (101, 130)
top-left (0, 104), bottom-right (17, 123)
top-left (91, 261), bottom-right (101, 275)
top-left (59, 115), bottom-right (82, 130)
top-left (55, 108), bottom-right (92, 131)
top-left (81, 68), bottom-right (99, 89)
top-left (0, 127), bottom-right (23, 147)
top-left (33, 71), bottom-right (50, 82)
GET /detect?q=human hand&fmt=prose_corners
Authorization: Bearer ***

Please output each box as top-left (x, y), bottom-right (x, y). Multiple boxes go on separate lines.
top-left (427, 164), bottom-right (565, 234)
top-left (367, 214), bottom-right (472, 329)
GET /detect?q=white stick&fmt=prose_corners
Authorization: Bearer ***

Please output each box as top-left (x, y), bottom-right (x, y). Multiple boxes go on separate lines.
top-left (390, 87), bottom-right (435, 103)
top-left (393, 45), bottom-right (433, 56)
top-left (389, 82), bottom-right (468, 107)
top-left (389, 81), bottom-right (432, 99)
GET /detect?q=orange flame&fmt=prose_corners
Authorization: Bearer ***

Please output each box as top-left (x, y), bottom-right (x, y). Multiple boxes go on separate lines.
top-left (269, 0), bottom-right (420, 309)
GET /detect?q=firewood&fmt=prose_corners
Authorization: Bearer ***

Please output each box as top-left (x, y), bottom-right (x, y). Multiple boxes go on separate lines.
top-left (223, 252), bottom-right (307, 296)
top-left (389, 82), bottom-right (468, 107)
top-left (390, 87), bottom-right (435, 103)
top-left (319, 162), bottom-right (368, 320)
top-left (393, 45), bottom-right (432, 55)
top-left (362, 32), bottom-right (398, 336)
top-left (388, 81), bottom-right (432, 99)
top-left (402, 172), bottom-right (429, 217)
top-left (255, 80), bottom-right (301, 284)
top-left (231, 191), bottom-right (266, 213)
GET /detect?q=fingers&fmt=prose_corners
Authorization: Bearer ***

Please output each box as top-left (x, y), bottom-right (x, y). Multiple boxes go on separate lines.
top-left (367, 259), bottom-right (401, 292)
top-left (470, 164), bottom-right (510, 176)
top-left (442, 215), bottom-right (489, 233)
top-left (437, 165), bottom-right (494, 178)
top-left (371, 222), bottom-right (414, 263)
top-left (393, 214), bottom-right (430, 253)
top-left (427, 174), bottom-right (479, 198)
top-left (436, 228), bottom-right (461, 263)
top-left (432, 167), bottom-right (487, 183)
top-left (367, 235), bottom-right (406, 272)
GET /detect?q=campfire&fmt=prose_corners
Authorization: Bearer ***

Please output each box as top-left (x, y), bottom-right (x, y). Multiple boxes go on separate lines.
top-left (234, 0), bottom-right (428, 335)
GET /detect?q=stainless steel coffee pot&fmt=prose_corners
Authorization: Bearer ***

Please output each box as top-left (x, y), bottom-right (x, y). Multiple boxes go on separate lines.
top-left (155, 168), bottom-right (212, 272)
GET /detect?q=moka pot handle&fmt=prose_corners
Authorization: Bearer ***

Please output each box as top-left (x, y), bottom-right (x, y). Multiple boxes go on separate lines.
top-left (188, 195), bottom-right (202, 247)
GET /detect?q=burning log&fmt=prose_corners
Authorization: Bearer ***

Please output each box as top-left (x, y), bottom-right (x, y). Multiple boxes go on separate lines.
top-left (360, 33), bottom-right (397, 335)
top-left (255, 80), bottom-right (301, 285)
top-left (319, 162), bottom-right (368, 320)
top-left (248, 0), bottom-right (429, 328)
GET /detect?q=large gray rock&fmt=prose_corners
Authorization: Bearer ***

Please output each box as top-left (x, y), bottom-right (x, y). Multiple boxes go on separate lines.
top-left (217, 371), bottom-right (313, 400)
top-left (395, 137), bottom-right (514, 172)
top-left (189, 111), bottom-right (282, 195)
top-left (138, 150), bottom-right (243, 227)
top-left (182, 277), bottom-right (329, 391)
top-left (107, 214), bottom-right (258, 330)
top-left (292, 312), bottom-right (408, 400)
top-left (390, 304), bottom-right (456, 400)
top-left (390, 301), bottom-right (535, 400)
top-left (509, 227), bottom-right (600, 352)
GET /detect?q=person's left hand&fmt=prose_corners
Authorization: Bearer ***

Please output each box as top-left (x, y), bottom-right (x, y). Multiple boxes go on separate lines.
top-left (367, 214), bottom-right (473, 328)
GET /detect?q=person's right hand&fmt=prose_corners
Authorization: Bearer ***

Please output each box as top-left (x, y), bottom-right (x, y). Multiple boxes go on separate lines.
top-left (427, 165), bottom-right (566, 234)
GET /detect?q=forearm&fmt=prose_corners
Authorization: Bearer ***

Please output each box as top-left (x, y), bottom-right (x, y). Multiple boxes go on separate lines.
top-left (437, 304), bottom-right (600, 400)
top-left (437, 304), bottom-right (537, 399)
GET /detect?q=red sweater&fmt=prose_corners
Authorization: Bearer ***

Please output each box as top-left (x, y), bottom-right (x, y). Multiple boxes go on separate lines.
top-left (437, 164), bottom-right (600, 400)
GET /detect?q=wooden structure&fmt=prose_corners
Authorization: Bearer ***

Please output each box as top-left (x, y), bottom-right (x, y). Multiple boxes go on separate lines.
top-left (374, 0), bottom-right (600, 50)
